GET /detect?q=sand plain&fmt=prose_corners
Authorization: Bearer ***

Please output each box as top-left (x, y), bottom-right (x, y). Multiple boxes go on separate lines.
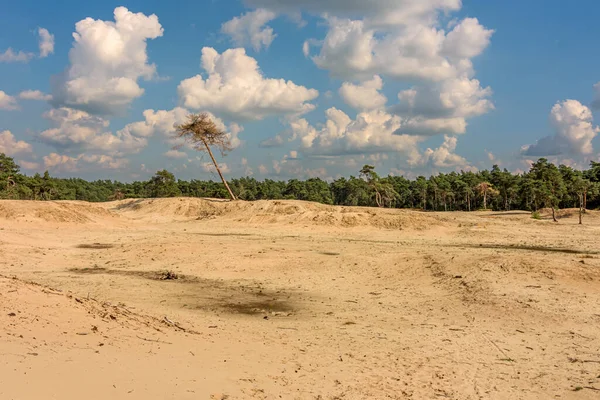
top-left (1, 198), bottom-right (600, 399)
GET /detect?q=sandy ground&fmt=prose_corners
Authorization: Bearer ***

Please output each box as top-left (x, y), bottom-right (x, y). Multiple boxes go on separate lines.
top-left (1, 198), bottom-right (600, 399)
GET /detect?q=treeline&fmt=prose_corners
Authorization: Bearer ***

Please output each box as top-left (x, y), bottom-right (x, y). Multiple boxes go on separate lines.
top-left (2, 153), bottom-right (600, 214)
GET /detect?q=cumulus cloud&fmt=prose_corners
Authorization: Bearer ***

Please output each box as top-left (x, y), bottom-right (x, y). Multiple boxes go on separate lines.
top-left (259, 134), bottom-right (285, 148)
top-left (0, 91), bottom-right (19, 110)
top-left (164, 149), bottom-right (187, 159)
top-left (522, 100), bottom-right (599, 157)
top-left (119, 107), bottom-right (189, 139)
top-left (39, 107), bottom-right (148, 155)
top-left (51, 7), bottom-right (163, 115)
top-left (18, 160), bottom-right (41, 170)
top-left (339, 75), bottom-right (387, 111)
top-left (420, 135), bottom-right (470, 168)
top-left (291, 108), bottom-right (423, 161)
top-left (43, 153), bottom-right (77, 171)
top-left (43, 152), bottom-right (128, 172)
top-left (0, 27), bottom-right (55, 62)
top-left (270, 154), bottom-right (328, 178)
top-left (178, 47), bottom-right (319, 121)
top-left (18, 90), bottom-right (52, 101)
top-left (0, 130), bottom-right (33, 155)
top-left (221, 9), bottom-right (277, 51)
top-left (392, 77), bottom-right (493, 135)
top-left (245, 0), bottom-right (462, 27)
top-left (38, 27), bottom-right (55, 58)
top-left (233, 1), bottom-right (494, 162)
top-left (441, 18), bottom-right (493, 60)
top-left (121, 107), bottom-right (243, 150)
top-left (201, 162), bottom-right (231, 174)
top-left (0, 48), bottom-right (35, 63)
top-left (258, 164), bottom-right (269, 174)
top-left (308, 17), bottom-right (493, 82)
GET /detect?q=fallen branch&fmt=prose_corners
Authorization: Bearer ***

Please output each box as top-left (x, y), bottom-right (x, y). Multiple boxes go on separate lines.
top-left (136, 335), bottom-right (172, 345)
top-left (568, 357), bottom-right (600, 364)
top-left (41, 290), bottom-right (63, 296)
top-left (163, 316), bottom-right (200, 334)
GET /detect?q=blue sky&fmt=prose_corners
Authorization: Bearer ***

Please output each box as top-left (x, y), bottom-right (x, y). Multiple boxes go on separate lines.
top-left (1, 0), bottom-right (599, 181)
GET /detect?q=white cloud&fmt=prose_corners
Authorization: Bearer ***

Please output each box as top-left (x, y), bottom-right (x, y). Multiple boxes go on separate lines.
top-left (51, 7), bottom-right (163, 115)
top-left (221, 9), bottom-right (277, 51)
top-left (119, 107), bottom-right (189, 139)
top-left (244, 0), bottom-right (494, 157)
top-left (259, 134), bottom-right (285, 147)
top-left (420, 135), bottom-right (470, 168)
top-left (43, 152), bottom-right (128, 172)
top-left (44, 153), bottom-right (77, 171)
top-left (291, 108), bottom-right (423, 162)
top-left (0, 130), bottom-right (33, 155)
top-left (522, 100), bottom-right (599, 156)
top-left (201, 162), bottom-right (231, 174)
top-left (164, 149), bottom-right (187, 159)
top-left (245, 0), bottom-right (462, 27)
top-left (80, 154), bottom-right (129, 169)
top-left (258, 164), bottom-right (269, 174)
top-left (241, 157), bottom-right (253, 176)
top-left (0, 27), bottom-right (55, 63)
top-left (339, 75), bottom-right (387, 111)
top-left (392, 77), bottom-right (493, 135)
top-left (309, 17), bottom-right (493, 82)
top-left (441, 18), bottom-right (494, 60)
top-left (178, 47), bottom-right (319, 121)
top-left (302, 41), bottom-right (310, 57)
top-left (39, 107), bottom-right (148, 155)
top-left (0, 48), bottom-right (35, 63)
top-left (270, 153), bottom-right (328, 178)
top-left (121, 107), bottom-right (243, 150)
top-left (18, 90), bottom-right (52, 101)
top-left (0, 91), bottom-right (19, 110)
top-left (18, 160), bottom-right (41, 170)
top-left (38, 27), bottom-right (55, 58)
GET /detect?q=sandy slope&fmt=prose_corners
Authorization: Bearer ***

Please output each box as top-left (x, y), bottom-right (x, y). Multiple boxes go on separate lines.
top-left (1, 198), bottom-right (600, 399)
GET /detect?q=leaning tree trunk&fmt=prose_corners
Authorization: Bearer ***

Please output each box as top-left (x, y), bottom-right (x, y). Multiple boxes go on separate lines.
top-left (579, 194), bottom-right (584, 225)
top-left (552, 207), bottom-right (557, 223)
top-left (375, 191), bottom-right (383, 208)
top-left (483, 191), bottom-right (487, 210)
top-left (202, 139), bottom-right (236, 201)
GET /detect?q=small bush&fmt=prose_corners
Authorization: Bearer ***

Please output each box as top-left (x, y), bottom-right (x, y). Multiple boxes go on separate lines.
top-left (531, 211), bottom-right (541, 220)
top-left (158, 270), bottom-right (179, 280)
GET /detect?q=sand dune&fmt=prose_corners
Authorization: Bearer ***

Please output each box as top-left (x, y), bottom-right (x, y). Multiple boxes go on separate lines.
top-left (1, 198), bottom-right (600, 399)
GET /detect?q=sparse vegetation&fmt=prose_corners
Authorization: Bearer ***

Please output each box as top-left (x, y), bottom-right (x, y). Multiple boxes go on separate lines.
top-left (2, 153), bottom-right (600, 217)
top-left (531, 211), bottom-right (541, 220)
top-left (158, 270), bottom-right (179, 280)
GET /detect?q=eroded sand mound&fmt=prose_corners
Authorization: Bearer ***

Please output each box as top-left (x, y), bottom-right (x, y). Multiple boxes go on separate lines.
top-left (0, 200), bottom-right (118, 223)
top-left (106, 197), bottom-right (449, 230)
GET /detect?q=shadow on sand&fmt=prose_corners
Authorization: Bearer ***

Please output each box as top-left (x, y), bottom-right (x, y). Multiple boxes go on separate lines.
top-left (450, 243), bottom-right (598, 255)
top-left (67, 266), bottom-right (299, 316)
